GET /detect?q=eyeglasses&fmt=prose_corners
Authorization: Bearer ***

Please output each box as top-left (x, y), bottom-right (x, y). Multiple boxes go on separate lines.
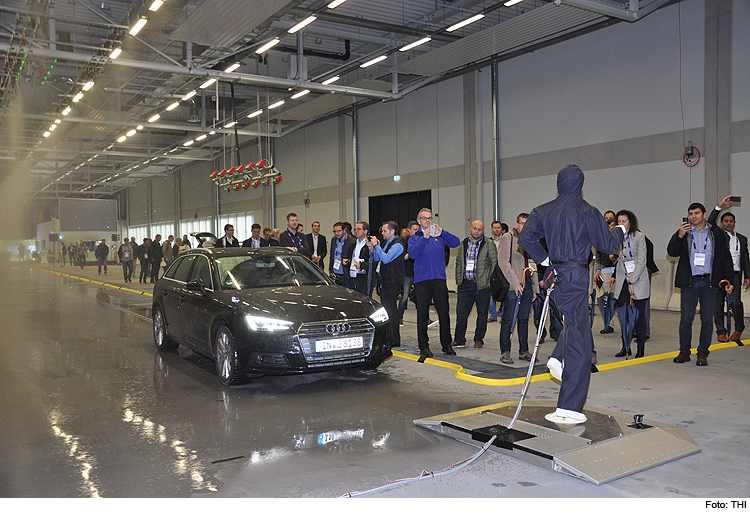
top-left (418, 216), bottom-right (432, 221)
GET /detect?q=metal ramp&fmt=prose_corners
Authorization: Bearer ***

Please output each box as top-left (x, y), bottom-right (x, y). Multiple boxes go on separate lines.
top-left (414, 401), bottom-right (701, 485)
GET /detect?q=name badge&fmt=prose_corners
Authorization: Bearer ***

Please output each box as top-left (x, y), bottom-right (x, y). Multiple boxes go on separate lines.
top-left (466, 259), bottom-right (476, 272)
top-left (333, 259), bottom-right (341, 270)
top-left (625, 260), bottom-right (636, 274)
top-left (732, 254), bottom-right (740, 268)
top-left (694, 252), bottom-right (706, 267)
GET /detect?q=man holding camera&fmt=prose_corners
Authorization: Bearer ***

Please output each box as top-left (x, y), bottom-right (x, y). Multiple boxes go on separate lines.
top-left (369, 221), bottom-right (406, 347)
top-left (345, 221), bottom-right (371, 294)
top-left (709, 195), bottom-right (750, 342)
top-left (408, 208), bottom-right (461, 358)
top-left (667, 202), bottom-right (735, 366)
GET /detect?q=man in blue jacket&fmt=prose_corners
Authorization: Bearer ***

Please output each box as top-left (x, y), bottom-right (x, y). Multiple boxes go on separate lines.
top-left (519, 165), bottom-right (624, 424)
top-left (408, 208), bottom-right (461, 358)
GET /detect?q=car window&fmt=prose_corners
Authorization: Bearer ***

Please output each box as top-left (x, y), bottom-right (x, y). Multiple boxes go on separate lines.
top-left (163, 256), bottom-right (185, 279)
top-left (189, 256), bottom-right (213, 289)
top-left (172, 255), bottom-right (196, 283)
top-left (216, 254), bottom-right (329, 290)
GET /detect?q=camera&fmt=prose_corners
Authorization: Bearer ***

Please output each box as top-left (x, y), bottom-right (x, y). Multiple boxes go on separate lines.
top-left (366, 235), bottom-right (372, 242)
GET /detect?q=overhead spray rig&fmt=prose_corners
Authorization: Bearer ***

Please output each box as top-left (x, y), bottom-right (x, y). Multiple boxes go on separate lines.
top-left (209, 159), bottom-right (282, 192)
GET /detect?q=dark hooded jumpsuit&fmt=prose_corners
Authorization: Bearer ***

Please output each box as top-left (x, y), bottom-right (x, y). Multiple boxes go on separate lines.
top-left (518, 165), bottom-right (624, 414)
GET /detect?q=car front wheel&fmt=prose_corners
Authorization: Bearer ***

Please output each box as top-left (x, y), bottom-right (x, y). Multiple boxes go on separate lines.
top-left (214, 324), bottom-right (243, 386)
top-left (153, 306), bottom-right (179, 351)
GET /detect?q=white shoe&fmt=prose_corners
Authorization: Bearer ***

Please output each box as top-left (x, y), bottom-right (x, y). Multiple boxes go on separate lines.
top-left (547, 357), bottom-right (563, 381)
top-left (545, 408), bottom-right (587, 424)
top-left (427, 320), bottom-right (439, 329)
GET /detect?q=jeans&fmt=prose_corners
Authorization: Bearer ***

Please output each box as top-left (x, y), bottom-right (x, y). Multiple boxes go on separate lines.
top-left (500, 276), bottom-right (534, 356)
top-left (397, 276), bottom-right (414, 319)
top-left (453, 281), bottom-right (491, 344)
top-left (139, 260), bottom-right (150, 282)
top-left (122, 260), bottom-right (134, 281)
top-left (415, 279), bottom-right (452, 353)
top-left (97, 256), bottom-right (107, 274)
top-left (679, 274), bottom-right (716, 356)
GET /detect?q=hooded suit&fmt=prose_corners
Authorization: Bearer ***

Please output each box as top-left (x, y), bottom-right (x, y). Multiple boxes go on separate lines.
top-left (518, 165), bottom-right (624, 414)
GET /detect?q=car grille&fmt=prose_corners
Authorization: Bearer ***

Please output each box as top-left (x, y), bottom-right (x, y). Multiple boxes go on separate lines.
top-left (297, 318), bottom-right (375, 367)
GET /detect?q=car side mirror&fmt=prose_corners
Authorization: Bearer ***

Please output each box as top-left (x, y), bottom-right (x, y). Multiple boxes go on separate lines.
top-left (186, 279), bottom-right (205, 293)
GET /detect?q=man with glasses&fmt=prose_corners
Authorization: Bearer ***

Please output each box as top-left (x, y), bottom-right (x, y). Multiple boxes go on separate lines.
top-left (329, 222), bottom-right (354, 287)
top-left (216, 224), bottom-right (240, 248)
top-left (408, 208), bottom-right (461, 358)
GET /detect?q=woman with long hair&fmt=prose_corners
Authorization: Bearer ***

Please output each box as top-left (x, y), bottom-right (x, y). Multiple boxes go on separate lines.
top-left (609, 209), bottom-right (650, 358)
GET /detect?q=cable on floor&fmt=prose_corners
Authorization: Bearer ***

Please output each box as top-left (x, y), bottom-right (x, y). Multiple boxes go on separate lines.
top-left (337, 435), bottom-right (497, 498)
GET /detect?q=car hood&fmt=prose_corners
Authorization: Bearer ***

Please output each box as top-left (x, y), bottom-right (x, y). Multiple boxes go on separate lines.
top-left (220, 284), bottom-right (382, 324)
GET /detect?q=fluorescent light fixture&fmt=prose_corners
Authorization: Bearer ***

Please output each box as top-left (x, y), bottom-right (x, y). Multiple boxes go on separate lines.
top-left (208, 130), bottom-right (216, 135)
top-left (268, 100), bottom-right (285, 109)
top-left (183, 140), bottom-right (194, 147)
top-left (49, 125), bottom-right (56, 131)
top-left (126, 129), bottom-right (137, 137)
top-left (321, 75), bottom-right (339, 85)
top-left (288, 15), bottom-right (316, 34)
top-left (256, 38), bottom-right (280, 54)
top-left (504, 0), bottom-right (525, 6)
top-left (446, 13), bottom-right (484, 32)
top-left (399, 37), bottom-right (431, 52)
top-left (181, 90), bottom-right (196, 101)
top-left (148, 114), bottom-right (160, 122)
top-left (199, 78), bottom-right (216, 89)
top-left (360, 55), bottom-right (388, 68)
top-left (54, 119), bottom-right (61, 124)
top-left (129, 17), bottom-right (148, 36)
top-left (72, 92), bottom-right (83, 102)
top-left (291, 89), bottom-right (310, 99)
top-left (82, 80), bottom-right (94, 91)
top-left (136, 125), bottom-right (144, 130)
top-left (224, 121), bottom-right (237, 128)
top-left (43, 131), bottom-right (51, 137)
top-left (224, 63), bottom-right (241, 73)
top-left (62, 106), bottom-right (71, 115)
top-left (327, 0), bottom-right (349, 8)
top-left (166, 101), bottom-right (180, 111)
top-left (247, 109), bottom-right (263, 118)
top-left (149, 0), bottom-right (163, 11)
top-left (195, 134), bottom-right (207, 141)
top-left (109, 47), bottom-right (122, 59)
top-left (117, 135), bottom-right (127, 142)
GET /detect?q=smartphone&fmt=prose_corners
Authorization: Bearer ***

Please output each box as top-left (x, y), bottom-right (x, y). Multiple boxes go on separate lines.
top-left (729, 196), bottom-right (742, 202)
top-left (429, 224), bottom-right (436, 236)
top-left (682, 217), bottom-right (689, 225)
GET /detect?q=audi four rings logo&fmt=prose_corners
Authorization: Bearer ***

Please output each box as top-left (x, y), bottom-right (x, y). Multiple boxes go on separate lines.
top-left (326, 323), bottom-right (350, 334)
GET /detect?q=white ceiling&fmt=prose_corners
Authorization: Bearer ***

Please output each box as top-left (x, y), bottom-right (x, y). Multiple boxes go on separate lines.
top-left (0, 0), bottom-right (672, 201)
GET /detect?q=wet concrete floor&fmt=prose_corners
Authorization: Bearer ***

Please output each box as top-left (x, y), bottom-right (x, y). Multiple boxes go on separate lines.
top-left (1, 262), bottom-right (749, 507)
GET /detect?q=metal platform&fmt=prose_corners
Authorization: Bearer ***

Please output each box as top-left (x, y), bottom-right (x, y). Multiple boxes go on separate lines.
top-left (414, 401), bottom-right (701, 485)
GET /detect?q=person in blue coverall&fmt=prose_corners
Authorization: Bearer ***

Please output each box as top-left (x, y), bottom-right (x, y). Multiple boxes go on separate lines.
top-left (518, 165), bottom-right (625, 424)
top-left (408, 208), bottom-right (461, 358)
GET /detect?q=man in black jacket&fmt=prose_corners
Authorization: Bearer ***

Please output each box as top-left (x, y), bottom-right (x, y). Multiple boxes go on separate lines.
top-left (95, 239), bottom-right (109, 275)
top-left (368, 221), bottom-right (405, 346)
top-left (279, 213), bottom-right (310, 256)
top-left (667, 202), bottom-right (735, 366)
top-left (709, 195), bottom-right (750, 342)
top-left (306, 221), bottom-right (327, 269)
top-left (216, 224), bottom-right (240, 248)
top-left (149, 234), bottom-right (162, 283)
top-left (329, 222), bottom-right (353, 287)
top-left (139, 238), bottom-right (151, 283)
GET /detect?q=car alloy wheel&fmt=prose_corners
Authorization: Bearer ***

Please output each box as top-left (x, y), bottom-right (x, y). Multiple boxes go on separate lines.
top-left (153, 306), bottom-right (178, 351)
top-left (214, 325), bottom-right (243, 386)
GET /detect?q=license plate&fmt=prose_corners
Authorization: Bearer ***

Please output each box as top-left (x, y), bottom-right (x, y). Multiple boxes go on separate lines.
top-left (315, 336), bottom-right (363, 353)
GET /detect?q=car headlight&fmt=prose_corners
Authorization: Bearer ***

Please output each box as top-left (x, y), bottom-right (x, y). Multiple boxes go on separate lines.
top-left (245, 315), bottom-right (294, 332)
top-left (369, 307), bottom-right (389, 324)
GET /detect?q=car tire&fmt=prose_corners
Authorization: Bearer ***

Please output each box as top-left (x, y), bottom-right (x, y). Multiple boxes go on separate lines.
top-left (214, 324), bottom-right (244, 386)
top-left (153, 306), bottom-right (179, 352)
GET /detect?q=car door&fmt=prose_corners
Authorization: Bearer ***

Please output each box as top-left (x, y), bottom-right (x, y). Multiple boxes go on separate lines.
top-left (161, 255), bottom-right (196, 342)
top-left (180, 254), bottom-right (215, 351)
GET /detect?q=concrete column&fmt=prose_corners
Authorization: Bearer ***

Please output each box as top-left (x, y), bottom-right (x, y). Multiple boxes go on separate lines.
top-left (704, 0), bottom-right (732, 206)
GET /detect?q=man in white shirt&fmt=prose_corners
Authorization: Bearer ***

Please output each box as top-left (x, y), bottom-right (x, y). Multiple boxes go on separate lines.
top-left (242, 223), bottom-right (266, 248)
top-left (710, 195), bottom-right (750, 341)
top-left (347, 221), bottom-right (371, 294)
top-left (306, 221), bottom-right (327, 269)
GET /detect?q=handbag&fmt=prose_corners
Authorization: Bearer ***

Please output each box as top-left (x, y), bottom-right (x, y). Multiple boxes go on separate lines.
top-left (490, 264), bottom-right (509, 302)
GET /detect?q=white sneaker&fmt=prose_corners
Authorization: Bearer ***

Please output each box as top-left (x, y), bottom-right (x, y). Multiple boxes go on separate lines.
top-left (547, 357), bottom-right (563, 381)
top-left (427, 320), bottom-right (439, 329)
top-left (545, 408), bottom-right (587, 424)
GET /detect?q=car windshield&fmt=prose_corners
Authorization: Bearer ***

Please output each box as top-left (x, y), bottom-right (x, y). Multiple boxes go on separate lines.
top-left (216, 253), bottom-right (330, 290)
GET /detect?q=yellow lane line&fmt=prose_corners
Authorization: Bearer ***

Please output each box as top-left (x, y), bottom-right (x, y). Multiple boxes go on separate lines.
top-left (38, 268), bottom-right (154, 297)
